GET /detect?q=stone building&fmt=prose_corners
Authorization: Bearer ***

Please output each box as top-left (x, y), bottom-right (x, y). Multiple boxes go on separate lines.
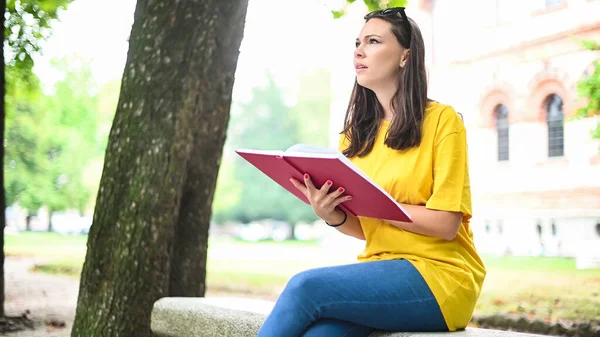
top-left (328, 0), bottom-right (600, 260)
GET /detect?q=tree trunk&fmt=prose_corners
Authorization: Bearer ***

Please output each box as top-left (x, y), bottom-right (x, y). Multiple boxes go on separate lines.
top-left (47, 210), bottom-right (53, 233)
top-left (70, 1), bottom-right (249, 336)
top-left (167, 3), bottom-right (248, 297)
top-left (0, 0), bottom-right (6, 318)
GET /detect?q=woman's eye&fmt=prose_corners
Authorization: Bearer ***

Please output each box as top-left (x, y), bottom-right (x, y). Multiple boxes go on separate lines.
top-left (355, 41), bottom-right (360, 48)
top-left (369, 38), bottom-right (379, 44)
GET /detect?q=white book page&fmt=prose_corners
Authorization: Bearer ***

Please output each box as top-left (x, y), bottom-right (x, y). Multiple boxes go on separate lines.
top-left (285, 143), bottom-right (338, 154)
top-left (235, 149), bottom-right (285, 156)
top-left (283, 144), bottom-right (340, 159)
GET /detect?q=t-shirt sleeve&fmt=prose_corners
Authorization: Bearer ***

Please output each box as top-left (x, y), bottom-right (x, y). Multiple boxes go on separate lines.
top-left (425, 127), bottom-right (472, 219)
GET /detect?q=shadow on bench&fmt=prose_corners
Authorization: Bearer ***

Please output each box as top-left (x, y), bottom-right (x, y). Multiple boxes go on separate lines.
top-left (151, 297), bottom-right (545, 337)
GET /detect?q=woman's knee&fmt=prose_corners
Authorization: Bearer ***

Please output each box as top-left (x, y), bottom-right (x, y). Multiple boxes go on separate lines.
top-left (284, 268), bottom-right (321, 297)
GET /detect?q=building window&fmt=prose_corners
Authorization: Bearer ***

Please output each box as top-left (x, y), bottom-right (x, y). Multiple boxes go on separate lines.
top-left (546, 94), bottom-right (564, 157)
top-left (596, 222), bottom-right (600, 237)
top-left (551, 221), bottom-right (557, 236)
top-left (495, 104), bottom-right (509, 161)
top-left (536, 221), bottom-right (543, 237)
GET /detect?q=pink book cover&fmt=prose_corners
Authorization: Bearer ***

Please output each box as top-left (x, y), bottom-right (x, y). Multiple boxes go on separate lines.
top-left (235, 145), bottom-right (412, 223)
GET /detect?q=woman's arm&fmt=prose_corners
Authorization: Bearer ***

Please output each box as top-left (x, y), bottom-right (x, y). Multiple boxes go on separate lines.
top-left (322, 207), bottom-right (365, 241)
top-left (385, 204), bottom-right (463, 241)
top-left (290, 175), bottom-right (366, 241)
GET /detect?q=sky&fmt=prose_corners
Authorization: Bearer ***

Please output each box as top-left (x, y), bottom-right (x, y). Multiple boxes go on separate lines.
top-left (32, 0), bottom-right (354, 102)
top-left (33, 0), bottom-right (137, 88)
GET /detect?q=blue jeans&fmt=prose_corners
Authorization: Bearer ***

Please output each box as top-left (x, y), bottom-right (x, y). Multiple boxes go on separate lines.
top-left (256, 259), bottom-right (448, 337)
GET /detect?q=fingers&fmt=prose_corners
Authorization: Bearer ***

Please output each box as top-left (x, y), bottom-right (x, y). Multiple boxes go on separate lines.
top-left (325, 186), bottom-right (346, 203)
top-left (303, 174), bottom-right (317, 192)
top-left (299, 174), bottom-right (352, 207)
top-left (289, 177), bottom-right (307, 195)
top-left (304, 175), bottom-right (337, 201)
top-left (332, 193), bottom-right (353, 207)
top-left (320, 179), bottom-right (333, 195)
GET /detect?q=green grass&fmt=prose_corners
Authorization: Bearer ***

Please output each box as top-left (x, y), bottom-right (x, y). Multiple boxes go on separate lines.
top-left (5, 231), bottom-right (88, 259)
top-left (476, 256), bottom-right (600, 321)
top-left (32, 259), bottom-right (83, 277)
top-left (5, 232), bottom-right (600, 322)
top-left (481, 254), bottom-right (581, 272)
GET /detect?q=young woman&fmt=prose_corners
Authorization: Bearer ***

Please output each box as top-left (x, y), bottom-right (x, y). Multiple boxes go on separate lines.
top-left (256, 7), bottom-right (486, 337)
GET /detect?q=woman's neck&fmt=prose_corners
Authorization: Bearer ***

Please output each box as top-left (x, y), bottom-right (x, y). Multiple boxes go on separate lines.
top-left (373, 85), bottom-right (398, 121)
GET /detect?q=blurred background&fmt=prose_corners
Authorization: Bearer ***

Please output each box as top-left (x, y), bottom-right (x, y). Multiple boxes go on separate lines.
top-left (4, 0), bottom-right (600, 336)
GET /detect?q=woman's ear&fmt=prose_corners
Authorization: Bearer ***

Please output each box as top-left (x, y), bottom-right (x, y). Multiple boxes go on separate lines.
top-left (399, 49), bottom-right (410, 68)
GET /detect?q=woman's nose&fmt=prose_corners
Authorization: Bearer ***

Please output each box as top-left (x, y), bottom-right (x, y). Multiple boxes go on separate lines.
top-left (354, 46), bottom-right (364, 58)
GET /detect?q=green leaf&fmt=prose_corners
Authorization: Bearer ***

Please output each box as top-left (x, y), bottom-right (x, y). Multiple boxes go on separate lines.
top-left (592, 123), bottom-right (600, 139)
top-left (6, 0), bottom-right (16, 11)
top-left (5, 0), bottom-right (74, 70)
top-left (582, 39), bottom-right (600, 51)
top-left (388, 0), bottom-right (408, 7)
top-left (5, 56), bottom-right (104, 213)
top-left (365, 0), bottom-right (381, 11)
top-left (331, 9), bottom-right (345, 19)
top-left (575, 58), bottom-right (600, 122)
top-left (332, 0), bottom-right (410, 19)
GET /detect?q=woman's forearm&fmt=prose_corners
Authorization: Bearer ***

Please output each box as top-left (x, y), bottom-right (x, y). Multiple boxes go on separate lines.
top-left (385, 204), bottom-right (463, 241)
top-left (323, 208), bottom-right (365, 241)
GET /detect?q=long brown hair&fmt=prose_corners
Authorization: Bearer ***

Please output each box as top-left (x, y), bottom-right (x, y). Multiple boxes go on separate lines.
top-left (341, 14), bottom-right (429, 158)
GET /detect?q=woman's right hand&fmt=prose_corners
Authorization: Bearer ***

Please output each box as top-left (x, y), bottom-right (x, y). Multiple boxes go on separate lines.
top-left (290, 174), bottom-right (352, 222)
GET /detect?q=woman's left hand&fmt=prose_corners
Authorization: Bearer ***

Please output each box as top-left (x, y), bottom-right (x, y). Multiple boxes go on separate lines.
top-left (290, 174), bottom-right (352, 222)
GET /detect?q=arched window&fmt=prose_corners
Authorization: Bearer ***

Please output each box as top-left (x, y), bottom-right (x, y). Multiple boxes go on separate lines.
top-left (495, 104), bottom-right (509, 161)
top-left (546, 94), bottom-right (564, 157)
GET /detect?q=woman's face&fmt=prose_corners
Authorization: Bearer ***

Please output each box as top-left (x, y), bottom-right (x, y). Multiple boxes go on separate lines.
top-left (354, 18), bottom-right (408, 91)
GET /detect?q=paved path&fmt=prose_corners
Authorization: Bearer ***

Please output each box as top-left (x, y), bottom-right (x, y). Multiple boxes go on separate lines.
top-left (4, 257), bottom-right (79, 337)
top-left (2, 256), bottom-right (276, 337)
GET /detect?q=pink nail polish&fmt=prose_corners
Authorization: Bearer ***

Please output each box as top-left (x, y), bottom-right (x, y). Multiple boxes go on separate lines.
top-left (304, 174), bottom-right (309, 179)
top-left (327, 181), bottom-right (332, 185)
top-left (339, 187), bottom-right (345, 193)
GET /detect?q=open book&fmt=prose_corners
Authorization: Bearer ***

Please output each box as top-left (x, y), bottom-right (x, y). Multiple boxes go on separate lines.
top-left (235, 144), bottom-right (412, 222)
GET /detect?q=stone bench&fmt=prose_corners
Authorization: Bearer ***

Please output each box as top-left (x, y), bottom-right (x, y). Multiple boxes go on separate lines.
top-left (151, 297), bottom-right (546, 337)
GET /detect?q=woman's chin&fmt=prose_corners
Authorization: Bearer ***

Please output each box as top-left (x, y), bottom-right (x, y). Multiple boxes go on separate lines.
top-left (356, 76), bottom-right (374, 90)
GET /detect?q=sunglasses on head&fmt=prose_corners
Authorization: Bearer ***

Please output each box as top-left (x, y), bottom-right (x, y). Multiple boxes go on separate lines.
top-left (364, 7), bottom-right (411, 48)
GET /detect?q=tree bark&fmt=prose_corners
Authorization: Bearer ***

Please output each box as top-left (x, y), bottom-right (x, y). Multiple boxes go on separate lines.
top-left (70, 0), bottom-right (249, 336)
top-left (47, 210), bottom-right (53, 233)
top-left (0, 0), bottom-right (6, 319)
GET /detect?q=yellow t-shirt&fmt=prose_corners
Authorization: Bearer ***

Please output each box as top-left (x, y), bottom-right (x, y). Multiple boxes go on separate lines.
top-left (338, 101), bottom-right (486, 331)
